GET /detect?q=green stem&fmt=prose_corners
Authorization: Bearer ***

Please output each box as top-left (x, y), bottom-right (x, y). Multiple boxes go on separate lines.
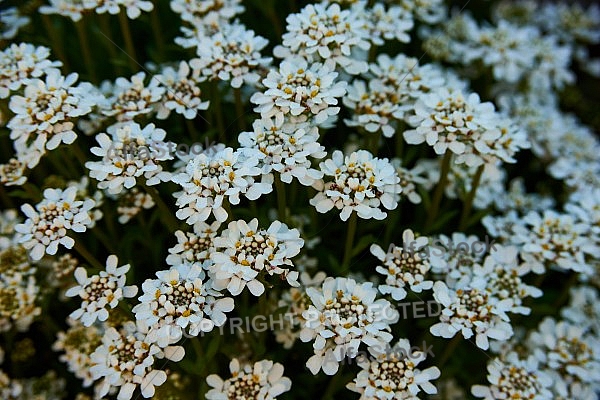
top-left (97, 14), bottom-right (123, 76)
top-left (149, 1), bottom-right (166, 62)
top-left (424, 152), bottom-right (452, 233)
top-left (118, 11), bottom-right (137, 72)
top-left (458, 164), bottom-right (485, 231)
top-left (185, 117), bottom-right (199, 142)
top-left (41, 15), bottom-right (70, 70)
top-left (143, 184), bottom-right (179, 232)
top-left (74, 19), bottom-right (97, 83)
top-left (72, 140), bottom-right (89, 167)
top-left (73, 240), bottom-right (104, 270)
top-left (233, 87), bottom-right (246, 132)
top-left (211, 82), bottom-right (226, 143)
top-left (437, 335), bottom-right (461, 368)
top-left (395, 128), bottom-right (405, 161)
top-left (342, 212), bottom-right (358, 271)
top-left (323, 371), bottom-right (345, 400)
top-left (274, 174), bottom-right (288, 223)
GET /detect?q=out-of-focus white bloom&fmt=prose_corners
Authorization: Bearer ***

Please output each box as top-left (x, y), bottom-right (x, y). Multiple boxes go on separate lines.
top-left (527, 318), bottom-right (600, 398)
top-left (274, 271), bottom-right (327, 349)
top-left (155, 61), bottom-right (209, 120)
top-left (404, 88), bottom-right (502, 167)
top-left (8, 69), bottom-right (95, 158)
top-left (0, 158), bottom-right (28, 187)
top-left (39, 0), bottom-right (92, 22)
top-left (391, 158), bottom-right (428, 204)
top-left (310, 150), bottom-right (401, 221)
top-left (53, 318), bottom-right (103, 387)
top-left (371, 229), bottom-right (433, 301)
top-left (114, 187), bottom-right (155, 223)
top-left (90, 320), bottom-right (184, 400)
top-left (347, 338), bottom-right (441, 399)
top-left (399, 0), bottom-right (445, 24)
top-left (471, 352), bottom-right (553, 399)
top-left (166, 221), bottom-right (221, 271)
top-left (206, 358), bottom-right (291, 400)
top-left (238, 117), bottom-right (326, 186)
top-left (211, 218), bottom-right (304, 296)
top-left (172, 146), bottom-right (272, 224)
top-left (192, 23), bottom-right (271, 88)
top-left (117, 0), bottom-right (154, 19)
top-left (65, 255), bottom-right (138, 326)
top-left (493, 178), bottom-right (555, 215)
top-left (561, 286), bottom-right (600, 336)
top-left (86, 122), bottom-right (173, 195)
top-left (274, 3), bottom-right (370, 75)
top-left (133, 264), bottom-right (234, 347)
top-left (251, 58), bottom-right (347, 126)
top-left (300, 277), bottom-right (398, 375)
top-left (430, 281), bottom-right (513, 350)
top-left (0, 43), bottom-right (62, 99)
top-left (353, 2), bottom-right (413, 45)
top-left (343, 78), bottom-right (404, 138)
top-left (0, 7), bottom-right (30, 40)
top-left (101, 72), bottom-right (165, 123)
top-left (15, 187), bottom-right (96, 261)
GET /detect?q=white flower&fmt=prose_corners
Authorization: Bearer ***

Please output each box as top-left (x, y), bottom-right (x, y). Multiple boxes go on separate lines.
top-left (115, 187), bottom-right (155, 224)
top-left (39, 0), bottom-right (92, 22)
top-left (300, 277), bottom-right (399, 375)
top-left (0, 158), bottom-right (28, 187)
top-left (206, 358), bottom-right (291, 400)
top-left (471, 352), bottom-right (553, 399)
top-left (102, 72), bottom-right (165, 123)
top-left (391, 158), bottom-right (429, 204)
top-left (0, 8), bottom-right (30, 40)
top-left (238, 117), bottom-right (326, 186)
top-left (90, 321), bottom-right (184, 400)
top-left (274, 3), bottom-right (370, 75)
top-left (0, 43), bottom-right (61, 99)
top-left (561, 286), bottom-right (600, 335)
top-left (343, 78), bottom-right (404, 138)
top-left (211, 218), bottom-right (304, 296)
top-left (355, 3), bottom-right (414, 46)
top-left (155, 61), bottom-right (209, 120)
top-left (15, 187), bottom-right (96, 261)
top-left (65, 255), bottom-right (138, 326)
top-left (117, 0), bottom-right (154, 19)
top-left (133, 263), bottom-right (234, 347)
top-left (430, 281), bottom-right (514, 350)
top-left (251, 58), bottom-right (347, 126)
top-left (347, 338), bottom-right (441, 399)
top-left (403, 88), bottom-right (502, 167)
top-left (401, 0), bottom-right (445, 24)
top-left (192, 23), bottom-right (271, 88)
top-left (172, 146), bottom-right (272, 224)
top-left (8, 69), bottom-right (94, 155)
top-left (310, 150), bottom-right (401, 221)
top-left (371, 229), bottom-right (434, 301)
top-left (166, 221), bottom-right (221, 270)
top-left (86, 122), bottom-right (173, 195)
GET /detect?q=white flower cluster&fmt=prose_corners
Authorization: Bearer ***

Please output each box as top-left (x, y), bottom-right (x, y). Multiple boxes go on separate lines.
top-left (206, 358), bottom-right (292, 400)
top-left (86, 122), bottom-right (173, 195)
top-left (238, 118), bottom-right (326, 186)
top-left (211, 218), bottom-right (304, 296)
top-left (40, 0), bottom-right (153, 21)
top-left (172, 146), bottom-right (272, 224)
top-left (0, 8), bottom-right (29, 40)
top-left (66, 255), bottom-right (138, 327)
top-left (300, 277), bottom-right (399, 375)
top-left (310, 150), bottom-right (401, 221)
top-left (15, 187), bottom-right (97, 261)
top-left (154, 61), bottom-right (210, 120)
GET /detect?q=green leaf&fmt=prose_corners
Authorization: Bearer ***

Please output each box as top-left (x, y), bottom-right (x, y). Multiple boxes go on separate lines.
top-left (351, 234), bottom-right (377, 257)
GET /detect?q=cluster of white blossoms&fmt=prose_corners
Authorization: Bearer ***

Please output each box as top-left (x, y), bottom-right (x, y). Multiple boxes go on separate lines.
top-left (483, 208), bottom-right (600, 277)
top-left (300, 277), bottom-right (399, 375)
top-left (7, 68), bottom-right (96, 170)
top-left (172, 146), bottom-right (272, 224)
top-left (238, 118), bottom-right (326, 186)
top-left (211, 218), bottom-right (304, 296)
top-left (251, 58), bottom-right (347, 126)
top-left (205, 358), bottom-right (292, 400)
top-left (274, 3), bottom-right (371, 75)
top-left (166, 221), bottom-right (221, 271)
top-left (0, 8), bottom-right (30, 40)
top-left (90, 320), bottom-right (184, 400)
top-left (133, 263), bottom-right (234, 347)
top-left (65, 255), bottom-right (138, 327)
top-left (154, 61), bottom-right (210, 120)
top-left (370, 229), bottom-right (434, 301)
top-left (86, 122), bottom-right (173, 195)
top-left (347, 338), bottom-right (441, 399)
top-left (15, 187), bottom-right (97, 261)
top-left (310, 149), bottom-right (401, 221)
top-left (40, 0), bottom-right (153, 21)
